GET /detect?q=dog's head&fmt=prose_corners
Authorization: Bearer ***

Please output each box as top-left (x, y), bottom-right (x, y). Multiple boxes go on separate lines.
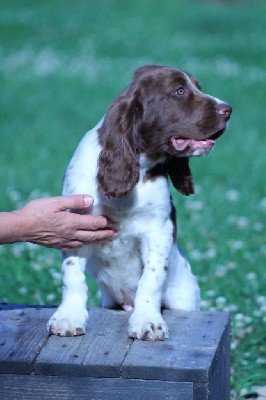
top-left (97, 65), bottom-right (232, 199)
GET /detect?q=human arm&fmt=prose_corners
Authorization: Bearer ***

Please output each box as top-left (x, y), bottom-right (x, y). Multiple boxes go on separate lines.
top-left (0, 195), bottom-right (118, 250)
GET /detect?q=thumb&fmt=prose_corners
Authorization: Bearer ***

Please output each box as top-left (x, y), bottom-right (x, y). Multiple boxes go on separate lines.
top-left (58, 195), bottom-right (94, 211)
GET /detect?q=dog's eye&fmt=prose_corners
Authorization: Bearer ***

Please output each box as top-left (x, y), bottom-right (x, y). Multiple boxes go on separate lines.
top-left (174, 87), bottom-right (185, 95)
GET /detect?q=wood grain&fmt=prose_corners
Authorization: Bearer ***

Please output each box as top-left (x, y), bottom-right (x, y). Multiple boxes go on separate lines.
top-left (0, 304), bottom-right (231, 399)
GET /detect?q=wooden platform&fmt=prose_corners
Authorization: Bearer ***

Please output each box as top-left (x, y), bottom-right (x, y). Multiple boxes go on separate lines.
top-left (0, 304), bottom-right (230, 399)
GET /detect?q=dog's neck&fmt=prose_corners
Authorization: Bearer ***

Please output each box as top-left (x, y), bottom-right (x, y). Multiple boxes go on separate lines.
top-left (139, 154), bottom-right (163, 178)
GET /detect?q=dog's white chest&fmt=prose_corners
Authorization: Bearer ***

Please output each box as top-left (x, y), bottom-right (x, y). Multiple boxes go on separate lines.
top-left (87, 234), bottom-right (143, 309)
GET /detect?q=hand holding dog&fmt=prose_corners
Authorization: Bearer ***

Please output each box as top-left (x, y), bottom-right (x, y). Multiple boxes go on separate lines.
top-left (0, 195), bottom-right (118, 250)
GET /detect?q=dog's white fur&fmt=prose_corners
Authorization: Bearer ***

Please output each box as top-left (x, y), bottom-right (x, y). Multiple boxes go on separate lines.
top-left (47, 119), bottom-right (200, 340)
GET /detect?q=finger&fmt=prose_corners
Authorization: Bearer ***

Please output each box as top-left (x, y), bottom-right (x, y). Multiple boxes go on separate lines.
top-left (60, 241), bottom-right (86, 250)
top-left (57, 195), bottom-right (94, 211)
top-left (60, 231), bottom-right (117, 250)
top-left (74, 214), bottom-right (118, 231)
top-left (75, 229), bottom-right (118, 242)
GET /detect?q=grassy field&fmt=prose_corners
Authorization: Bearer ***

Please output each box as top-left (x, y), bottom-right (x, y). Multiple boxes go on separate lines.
top-left (0, 0), bottom-right (265, 397)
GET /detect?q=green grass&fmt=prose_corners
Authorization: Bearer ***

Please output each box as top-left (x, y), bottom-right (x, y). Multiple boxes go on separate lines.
top-left (0, 0), bottom-right (266, 397)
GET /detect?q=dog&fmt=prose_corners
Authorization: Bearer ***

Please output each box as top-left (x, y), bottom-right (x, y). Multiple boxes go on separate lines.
top-left (47, 65), bottom-right (232, 341)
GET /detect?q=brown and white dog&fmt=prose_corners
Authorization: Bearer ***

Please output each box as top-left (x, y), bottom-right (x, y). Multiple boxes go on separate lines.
top-left (47, 65), bottom-right (232, 341)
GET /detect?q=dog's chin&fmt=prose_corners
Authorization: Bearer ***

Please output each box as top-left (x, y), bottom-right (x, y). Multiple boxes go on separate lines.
top-left (171, 137), bottom-right (216, 157)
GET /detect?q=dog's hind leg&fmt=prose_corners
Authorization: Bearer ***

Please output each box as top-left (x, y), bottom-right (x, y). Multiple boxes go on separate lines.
top-left (162, 245), bottom-right (201, 311)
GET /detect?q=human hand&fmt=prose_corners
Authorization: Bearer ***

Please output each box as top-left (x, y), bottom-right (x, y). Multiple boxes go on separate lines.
top-left (13, 195), bottom-right (118, 250)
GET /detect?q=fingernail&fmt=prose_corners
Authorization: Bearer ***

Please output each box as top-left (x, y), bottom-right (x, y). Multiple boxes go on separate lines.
top-left (84, 195), bottom-right (94, 207)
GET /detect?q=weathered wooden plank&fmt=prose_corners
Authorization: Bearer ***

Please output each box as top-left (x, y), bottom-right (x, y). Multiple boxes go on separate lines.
top-left (122, 310), bottom-right (230, 383)
top-left (0, 307), bottom-right (53, 374)
top-left (0, 303), bottom-right (56, 311)
top-left (36, 308), bottom-right (132, 378)
top-left (0, 374), bottom-right (193, 400)
top-left (0, 305), bottom-right (230, 400)
top-left (208, 317), bottom-right (231, 400)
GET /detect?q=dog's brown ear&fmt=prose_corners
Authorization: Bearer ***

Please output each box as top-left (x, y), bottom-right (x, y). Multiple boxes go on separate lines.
top-left (166, 157), bottom-right (195, 196)
top-left (97, 86), bottom-right (143, 199)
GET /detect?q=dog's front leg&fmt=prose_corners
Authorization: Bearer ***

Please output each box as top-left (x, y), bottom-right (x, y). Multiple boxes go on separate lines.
top-left (47, 251), bottom-right (88, 336)
top-left (128, 219), bottom-right (173, 341)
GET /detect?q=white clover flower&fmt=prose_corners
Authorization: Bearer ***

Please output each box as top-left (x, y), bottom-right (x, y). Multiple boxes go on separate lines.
top-left (226, 261), bottom-right (236, 270)
top-left (253, 310), bottom-right (262, 318)
top-left (216, 296), bottom-right (227, 303)
top-left (257, 296), bottom-right (266, 305)
top-left (246, 272), bottom-right (256, 281)
top-left (228, 304), bottom-right (239, 312)
top-left (215, 265), bottom-right (228, 277)
top-left (236, 216), bottom-right (249, 229)
top-left (235, 320), bottom-right (244, 328)
top-left (229, 240), bottom-right (244, 251)
top-left (226, 189), bottom-right (240, 202)
top-left (34, 290), bottom-right (42, 302)
top-left (46, 293), bottom-right (56, 302)
top-left (253, 221), bottom-right (264, 232)
top-left (204, 248), bottom-right (217, 259)
top-left (190, 249), bottom-right (203, 261)
top-left (31, 262), bottom-right (42, 271)
top-left (260, 245), bottom-right (266, 255)
top-left (7, 187), bottom-right (21, 203)
top-left (243, 316), bottom-right (252, 324)
top-left (194, 184), bottom-right (202, 193)
top-left (206, 289), bottom-right (216, 297)
top-left (244, 326), bottom-right (253, 334)
top-left (12, 243), bottom-right (25, 257)
top-left (96, 290), bottom-right (101, 300)
top-left (215, 298), bottom-right (227, 310)
top-left (185, 199), bottom-right (204, 211)
top-left (259, 197), bottom-right (266, 210)
top-left (260, 304), bottom-right (266, 313)
top-left (49, 269), bottom-right (62, 281)
top-left (18, 287), bottom-right (28, 295)
top-left (230, 340), bottom-right (238, 350)
top-left (198, 276), bottom-right (208, 283)
top-left (256, 358), bottom-right (266, 365)
top-left (45, 256), bottom-right (55, 266)
top-left (240, 388), bottom-right (248, 396)
top-left (200, 299), bottom-right (210, 309)
top-left (26, 242), bottom-right (38, 250)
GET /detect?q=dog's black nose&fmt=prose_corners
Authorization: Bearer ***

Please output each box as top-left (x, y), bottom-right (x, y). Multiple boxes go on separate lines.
top-left (217, 103), bottom-right (232, 121)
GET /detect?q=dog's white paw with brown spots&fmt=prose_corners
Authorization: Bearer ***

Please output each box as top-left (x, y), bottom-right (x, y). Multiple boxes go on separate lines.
top-left (128, 310), bottom-right (169, 341)
top-left (47, 306), bottom-right (88, 336)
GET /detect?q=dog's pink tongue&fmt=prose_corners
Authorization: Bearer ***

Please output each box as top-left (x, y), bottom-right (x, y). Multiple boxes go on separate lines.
top-left (172, 138), bottom-right (215, 151)
top-left (172, 139), bottom-right (194, 151)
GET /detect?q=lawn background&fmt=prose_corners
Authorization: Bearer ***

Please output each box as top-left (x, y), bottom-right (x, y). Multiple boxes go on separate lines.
top-left (0, 0), bottom-right (265, 398)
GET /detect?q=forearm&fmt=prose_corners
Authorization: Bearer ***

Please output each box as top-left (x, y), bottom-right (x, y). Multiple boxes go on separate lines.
top-left (0, 211), bottom-right (24, 244)
top-left (0, 196), bottom-right (118, 249)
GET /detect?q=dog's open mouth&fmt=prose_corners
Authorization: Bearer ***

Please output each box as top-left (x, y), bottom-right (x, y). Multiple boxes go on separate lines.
top-left (171, 129), bottom-right (225, 156)
top-left (171, 138), bottom-right (215, 152)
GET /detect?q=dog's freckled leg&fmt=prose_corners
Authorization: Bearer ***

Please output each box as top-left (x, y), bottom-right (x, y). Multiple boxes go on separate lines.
top-left (128, 219), bottom-right (173, 341)
top-left (47, 254), bottom-right (88, 336)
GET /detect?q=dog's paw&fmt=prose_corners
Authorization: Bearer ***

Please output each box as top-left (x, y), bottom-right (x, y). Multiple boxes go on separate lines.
top-left (47, 308), bottom-right (88, 337)
top-left (128, 311), bottom-right (169, 341)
